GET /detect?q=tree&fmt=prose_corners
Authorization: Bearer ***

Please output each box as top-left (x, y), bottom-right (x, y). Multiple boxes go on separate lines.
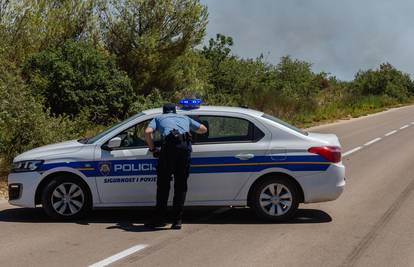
top-left (0, 0), bottom-right (97, 64)
top-left (22, 40), bottom-right (134, 123)
top-left (99, 0), bottom-right (208, 94)
top-left (202, 33), bottom-right (233, 69)
top-left (163, 50), bottom-right (213, 99)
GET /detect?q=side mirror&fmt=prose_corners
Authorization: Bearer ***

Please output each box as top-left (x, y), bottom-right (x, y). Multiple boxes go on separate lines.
top-left (106, 136), bottom-right (122, 150)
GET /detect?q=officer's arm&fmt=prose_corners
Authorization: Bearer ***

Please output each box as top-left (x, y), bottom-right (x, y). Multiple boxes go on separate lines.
top-left (145, 127), bottom-right (156, 151)
top-left (189, 117), bottom-right (208, 134)
top-left (195, 124), bottom-right (208, 134)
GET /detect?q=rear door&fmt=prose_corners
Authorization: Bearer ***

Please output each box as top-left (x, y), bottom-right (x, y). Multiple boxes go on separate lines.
top-left (186, 113), bottom-right (271, 203)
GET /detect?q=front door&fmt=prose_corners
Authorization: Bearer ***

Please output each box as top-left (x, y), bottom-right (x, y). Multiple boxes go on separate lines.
top-left (95, 119), bottom-right (160, 204)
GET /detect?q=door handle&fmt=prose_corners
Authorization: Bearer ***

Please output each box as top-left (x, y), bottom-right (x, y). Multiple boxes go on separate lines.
top-left (235, 153), bottom-right (255, 160)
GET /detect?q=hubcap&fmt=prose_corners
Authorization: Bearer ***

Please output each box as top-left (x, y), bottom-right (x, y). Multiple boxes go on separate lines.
top-left (259, 183), bottom-right (292, 216)
top-left (51, 183), bottom-right (85, 216)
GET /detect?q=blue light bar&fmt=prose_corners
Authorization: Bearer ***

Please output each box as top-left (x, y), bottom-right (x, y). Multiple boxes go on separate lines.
top-left (179, 98), bottom-right (202, 109)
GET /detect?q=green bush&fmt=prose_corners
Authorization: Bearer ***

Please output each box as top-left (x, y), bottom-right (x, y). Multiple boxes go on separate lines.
top-left (0, 66), bottom-right (85, 163)
top-left (22, 40), bottom-right (135, 124)
top-left (353, 63), bottom-right (414, 100)
top-left (236, 56), bottom-right (326, 120)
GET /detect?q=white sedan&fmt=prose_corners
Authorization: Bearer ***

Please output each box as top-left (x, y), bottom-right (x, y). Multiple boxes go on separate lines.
top-left (8, 102), bottom-right (345, 221)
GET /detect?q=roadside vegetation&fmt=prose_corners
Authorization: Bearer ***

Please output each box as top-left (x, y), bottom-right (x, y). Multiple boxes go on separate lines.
top-left (1, 0), bottom-right (414, 197)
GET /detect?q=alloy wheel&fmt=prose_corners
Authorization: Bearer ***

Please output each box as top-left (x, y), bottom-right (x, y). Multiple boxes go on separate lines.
top-left (50, 183), bottom-right (85, 216)
top-left (259, 183), bottom-right (293, 216)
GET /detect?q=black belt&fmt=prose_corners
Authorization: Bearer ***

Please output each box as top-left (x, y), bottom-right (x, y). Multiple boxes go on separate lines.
top-left (162, 131), bottom-right (191, 144)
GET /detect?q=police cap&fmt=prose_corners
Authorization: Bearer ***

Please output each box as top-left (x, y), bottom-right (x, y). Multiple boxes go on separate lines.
top-left (162, 103), bottom-right (177, 114)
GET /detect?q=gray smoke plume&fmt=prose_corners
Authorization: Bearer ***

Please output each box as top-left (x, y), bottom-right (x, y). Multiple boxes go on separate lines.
top-left (202, 0), bottom-right (414, 80)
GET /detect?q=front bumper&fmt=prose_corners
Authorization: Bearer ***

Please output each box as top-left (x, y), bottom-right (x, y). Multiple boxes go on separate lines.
top-left (7, 172), bottom-right (42, 208)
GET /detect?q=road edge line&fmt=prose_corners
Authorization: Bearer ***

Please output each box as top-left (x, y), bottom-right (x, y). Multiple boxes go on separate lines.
top-left (306, 104), bottom-right (414, 131)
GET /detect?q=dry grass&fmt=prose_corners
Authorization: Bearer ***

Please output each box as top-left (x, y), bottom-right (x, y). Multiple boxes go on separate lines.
top-left (0, 177), bottom-right (7, 200)
top-left (0, 158), bottom-right (8, 199)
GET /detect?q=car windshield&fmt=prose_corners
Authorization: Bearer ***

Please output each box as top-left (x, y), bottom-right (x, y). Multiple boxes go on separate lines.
top-left (79, 113), bottom-right (145, 144)
top-left (261, 114), bottom-right (308, 135)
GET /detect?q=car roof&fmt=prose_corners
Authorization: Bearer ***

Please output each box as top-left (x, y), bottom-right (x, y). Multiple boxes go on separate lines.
top-left (143, 106), bottom-right (264, 117)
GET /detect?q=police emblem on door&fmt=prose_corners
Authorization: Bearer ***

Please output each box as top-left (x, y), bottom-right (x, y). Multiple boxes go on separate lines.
top-left (99, 162), bottom-right (111, 176)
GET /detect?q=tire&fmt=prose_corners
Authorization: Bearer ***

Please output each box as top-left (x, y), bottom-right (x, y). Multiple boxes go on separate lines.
top-left (251, 177), bottom-right (300, 222)
top-left (41, 175), bottom-right (92, 220)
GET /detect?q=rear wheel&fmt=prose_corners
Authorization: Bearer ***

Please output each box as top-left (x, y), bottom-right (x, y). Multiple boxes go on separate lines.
top-left (251, 177), bottom-right (300, 222)
top-left (41, 175), bottom-right (91, 220)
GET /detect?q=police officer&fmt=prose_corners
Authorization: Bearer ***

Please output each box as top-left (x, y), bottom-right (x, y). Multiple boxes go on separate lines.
top-left (144, 103), bottom-right (207, 229)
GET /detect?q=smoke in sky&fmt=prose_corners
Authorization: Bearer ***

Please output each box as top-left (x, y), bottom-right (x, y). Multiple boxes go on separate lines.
top-left (201, 0), bottom-right (414, 80)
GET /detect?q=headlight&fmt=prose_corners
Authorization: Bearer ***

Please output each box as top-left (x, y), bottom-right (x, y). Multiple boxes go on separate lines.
top-left (11, 160), bottom-right (44, 173)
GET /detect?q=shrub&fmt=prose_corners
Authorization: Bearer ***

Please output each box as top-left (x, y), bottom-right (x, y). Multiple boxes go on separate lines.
top-left (353, 63), bottom-right (414, 100)
top-left (22, 40), bottom-right (135, 124)
top-left (0, 66), bottom-right (84, 163)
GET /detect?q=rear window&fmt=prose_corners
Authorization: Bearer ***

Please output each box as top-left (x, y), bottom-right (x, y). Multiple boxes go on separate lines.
top-left (261, 114), bottom-right (308, 135)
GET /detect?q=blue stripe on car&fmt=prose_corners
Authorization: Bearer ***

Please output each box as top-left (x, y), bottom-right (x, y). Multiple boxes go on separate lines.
top-left (39, 155), bottom-right (330, 177)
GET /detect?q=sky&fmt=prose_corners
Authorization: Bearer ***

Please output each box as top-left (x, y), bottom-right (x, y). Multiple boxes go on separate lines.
top-left (201, 0), bottom-right (414, 81)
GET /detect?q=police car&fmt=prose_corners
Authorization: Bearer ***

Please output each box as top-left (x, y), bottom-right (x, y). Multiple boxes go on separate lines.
top-left (8, 99), bottom-right (345, 221)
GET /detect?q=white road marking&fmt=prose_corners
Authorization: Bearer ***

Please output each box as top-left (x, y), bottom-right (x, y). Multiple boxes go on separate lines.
top-left (385, 130), bottom-right (397, 136)
top-left (88, 244), bottom-right (147, 267)
top-left (343, 122), bottom-right (412, 157)
top-left (343, 146), bottom-right (362, 157)
top-left (364, 137), bottom-right (381, 146)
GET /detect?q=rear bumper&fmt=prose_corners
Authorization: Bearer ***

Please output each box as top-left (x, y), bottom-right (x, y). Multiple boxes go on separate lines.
top-left (299, 163), bottom-right (346, 203)
top-left (7, 172), bottom-right (41, 208)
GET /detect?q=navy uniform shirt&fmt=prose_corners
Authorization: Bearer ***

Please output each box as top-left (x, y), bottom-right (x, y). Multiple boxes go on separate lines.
top-left (148, 113), bottom-right (201, 136)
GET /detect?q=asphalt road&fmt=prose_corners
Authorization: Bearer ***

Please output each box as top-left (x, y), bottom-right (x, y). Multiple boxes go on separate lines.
top-left (2, 105), bottom-right (414, 267)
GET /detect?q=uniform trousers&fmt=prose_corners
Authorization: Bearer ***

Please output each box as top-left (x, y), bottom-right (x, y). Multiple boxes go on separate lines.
top-left (155, 135), bottom-right (191, 220)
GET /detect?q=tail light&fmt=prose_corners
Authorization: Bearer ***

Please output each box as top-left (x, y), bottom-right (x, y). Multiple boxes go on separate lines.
top-left (308, 146), bottom-right (341, 163)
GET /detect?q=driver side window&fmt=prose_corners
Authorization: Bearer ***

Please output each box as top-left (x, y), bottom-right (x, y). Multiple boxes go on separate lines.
top-left (114, 120), bottom-right (161, 149)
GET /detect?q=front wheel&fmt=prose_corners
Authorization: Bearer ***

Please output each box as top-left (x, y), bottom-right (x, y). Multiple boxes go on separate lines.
top-left (41, 175), bottom-right (91, 220)
top-left (251, 177), bottom-right (300, 222)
